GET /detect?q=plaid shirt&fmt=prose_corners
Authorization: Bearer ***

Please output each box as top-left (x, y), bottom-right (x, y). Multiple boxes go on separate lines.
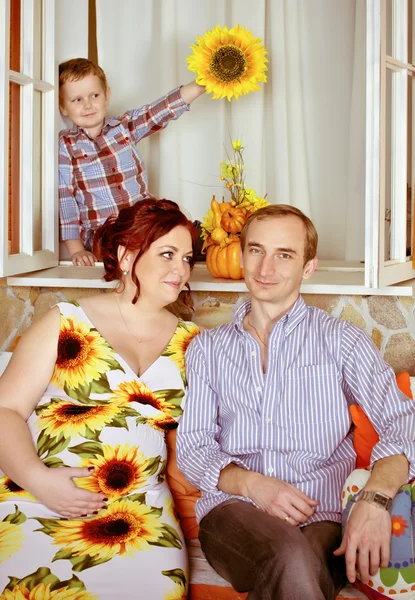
top-left (59, 86), bottom-right (189, 243)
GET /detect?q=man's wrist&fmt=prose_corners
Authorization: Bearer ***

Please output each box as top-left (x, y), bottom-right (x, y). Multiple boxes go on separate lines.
top-left (353, 489), bottom-right (393, 511)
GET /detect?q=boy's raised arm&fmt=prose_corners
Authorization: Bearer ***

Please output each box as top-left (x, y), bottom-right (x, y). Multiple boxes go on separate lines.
top-left (180, 81), bottom-right (205, 105)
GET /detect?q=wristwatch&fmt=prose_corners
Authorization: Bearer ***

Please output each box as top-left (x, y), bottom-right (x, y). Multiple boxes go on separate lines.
top-left (352, 490), bottom-right (393, 511)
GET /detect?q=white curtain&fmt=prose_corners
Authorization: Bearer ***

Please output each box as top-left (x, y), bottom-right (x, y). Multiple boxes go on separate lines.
top-left (95, 0), bottom-right (366, 260)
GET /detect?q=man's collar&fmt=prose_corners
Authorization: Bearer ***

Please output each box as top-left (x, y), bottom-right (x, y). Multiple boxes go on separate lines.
top-left (233, 296), bottom-right (308, 336)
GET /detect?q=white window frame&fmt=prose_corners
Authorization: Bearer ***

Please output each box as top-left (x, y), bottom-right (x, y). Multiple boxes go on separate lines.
top-left (365, 0), bottom-right (415, 287)
top-left (1, 0), bottom-right (414, 291)
top-left (0, 0), bottom-right (58, 277)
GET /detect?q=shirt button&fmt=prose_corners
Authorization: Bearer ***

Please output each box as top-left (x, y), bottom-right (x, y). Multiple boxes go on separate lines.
top-left (125, 136), bottom-right (129, 141)
top-left (256, 386), bottom-right (261, 393)
top-left (112, 168), bottom-right (116, 172)
top-left (118, 185), bottom-right (122, 190)
top-left (265, 417), bottom-right (271, 424)
top-left (251, 351), bottom-right (256, 357)
top-left (83, 154), bottom-right (87, 158)
top-left (268, 466), bottom-right (274, 474)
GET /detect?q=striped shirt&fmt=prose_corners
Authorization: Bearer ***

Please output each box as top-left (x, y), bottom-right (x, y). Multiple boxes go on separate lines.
top-left (177, 296), bottom-right (415, 524)
top-left (59, 86), bottom-right (189, 244)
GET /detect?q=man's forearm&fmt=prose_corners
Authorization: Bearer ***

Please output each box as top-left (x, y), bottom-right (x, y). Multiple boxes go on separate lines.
top-left (365, 454), bottom-right (409, 497)
top-left (218, 463), bottom-right (259, 498)
top-left (180, 81), bottom-right (205, 105)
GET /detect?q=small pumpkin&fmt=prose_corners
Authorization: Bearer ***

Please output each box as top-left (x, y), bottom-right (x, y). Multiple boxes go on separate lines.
top-left (220, 207), bottom-right (247, 234)
top-left (206, 241), bottom-right (244, 280)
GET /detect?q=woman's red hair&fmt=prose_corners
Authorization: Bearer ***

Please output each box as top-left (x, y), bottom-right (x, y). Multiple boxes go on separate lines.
top-left (93, 198), bottom-right (197, 304)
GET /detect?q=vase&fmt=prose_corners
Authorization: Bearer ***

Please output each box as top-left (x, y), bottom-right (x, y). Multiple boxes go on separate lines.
top-left (205, 240), bottom-right (244, 280)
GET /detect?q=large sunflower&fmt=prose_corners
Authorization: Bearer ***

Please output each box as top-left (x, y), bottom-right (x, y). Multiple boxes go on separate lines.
top-left (187, 24), bottom-right (268, 100)
top-left (0, 583), bottom-right (96, 600)
top-left (164, 322), bottom-right (200, 373)
top-left (51, 315), bottom-right (115, 390)
top-left (0, 475), bottom-right (35, 502)
top-left (76, 444), bottom-right (149, 499)
top-left (0, 521), bottom-right (23, 563)
top-left (36, 399), bottom-right (122, 439)
top-left (48, 499), bottom-right (164, 560)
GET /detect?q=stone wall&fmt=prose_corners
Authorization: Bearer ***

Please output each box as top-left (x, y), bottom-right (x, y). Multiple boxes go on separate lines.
top-left (1, 277), bottom-right (414, 374)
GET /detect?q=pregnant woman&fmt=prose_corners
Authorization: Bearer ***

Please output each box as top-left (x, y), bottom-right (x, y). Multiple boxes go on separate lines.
top-left (0, 199), bottom-right (199, 599)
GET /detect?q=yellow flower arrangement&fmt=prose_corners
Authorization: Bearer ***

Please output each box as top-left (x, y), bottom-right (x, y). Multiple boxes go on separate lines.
top-left (187, 25), bottom-right (268, 101)
top-left (201, 139), bottom-right (269, 279)
top-left (201, 139), bottom-right (269, 247)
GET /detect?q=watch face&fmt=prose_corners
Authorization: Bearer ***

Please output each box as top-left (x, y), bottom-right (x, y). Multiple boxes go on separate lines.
top-left (373, 492), bottom-right (390, 508)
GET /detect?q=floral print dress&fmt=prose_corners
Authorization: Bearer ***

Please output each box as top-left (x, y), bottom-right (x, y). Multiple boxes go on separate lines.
top-left (0, 301), bottom-right (199, 600)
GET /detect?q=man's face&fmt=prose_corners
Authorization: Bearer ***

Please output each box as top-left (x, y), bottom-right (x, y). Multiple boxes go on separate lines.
top-left (242, 215), bottom-right (317, 309)
top-left (59, 74), bottom-right (110, 137)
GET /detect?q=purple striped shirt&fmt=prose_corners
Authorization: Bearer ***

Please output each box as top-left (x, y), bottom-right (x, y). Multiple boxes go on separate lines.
top-left (177, 296), bottom-right (415, 524)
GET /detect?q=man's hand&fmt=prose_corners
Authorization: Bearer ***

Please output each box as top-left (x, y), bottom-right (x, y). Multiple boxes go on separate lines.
top-left (245, 472), bottom-right (319, 525)
top-left (71, 249), bottom-right (96, 266)
top-left (333, 501), bottom-right (391, 584)
top-left (31, 467), bottom-right (107, 517)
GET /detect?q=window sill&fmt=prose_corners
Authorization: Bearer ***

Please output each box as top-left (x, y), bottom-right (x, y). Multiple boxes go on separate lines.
top-left (6, 262), bottom-right (415, 296)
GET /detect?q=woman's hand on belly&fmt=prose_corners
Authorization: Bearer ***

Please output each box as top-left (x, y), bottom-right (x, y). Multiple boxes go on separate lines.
top-left (32, 466), bottom-right (107, 518)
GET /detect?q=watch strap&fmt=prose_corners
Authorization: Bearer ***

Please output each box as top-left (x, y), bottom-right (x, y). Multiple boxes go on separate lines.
top-left (353, 490), bottom-right (393, 511)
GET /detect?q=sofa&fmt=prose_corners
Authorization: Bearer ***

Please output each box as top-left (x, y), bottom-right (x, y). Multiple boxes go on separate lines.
top-left (0, 351), bottom-right (414, 600)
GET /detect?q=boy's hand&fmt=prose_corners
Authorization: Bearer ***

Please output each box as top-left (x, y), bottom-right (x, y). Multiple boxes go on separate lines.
top-left (71, 250), bottom-right (96, 266)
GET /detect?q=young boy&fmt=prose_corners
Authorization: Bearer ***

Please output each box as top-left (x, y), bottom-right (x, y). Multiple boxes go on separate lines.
top-left (59, 58), bottom-right (205, 266)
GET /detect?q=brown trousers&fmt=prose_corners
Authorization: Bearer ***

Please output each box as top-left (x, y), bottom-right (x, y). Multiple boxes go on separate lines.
top-left (199, 499), bottom-right (347, 600)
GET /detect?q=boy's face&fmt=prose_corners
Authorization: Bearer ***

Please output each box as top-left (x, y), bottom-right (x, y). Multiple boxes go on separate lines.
top-left (60, 74), bottom-right (110, 137)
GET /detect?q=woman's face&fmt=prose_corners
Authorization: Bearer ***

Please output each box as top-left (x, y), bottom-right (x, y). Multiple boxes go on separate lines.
top-left (132, 226), bottom-right (193, 306)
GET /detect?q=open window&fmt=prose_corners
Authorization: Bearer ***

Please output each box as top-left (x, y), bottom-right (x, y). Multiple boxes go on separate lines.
top-left (365, 0), bottom-right (415, 287)
top-left (0, 0), bottom-right (58, 277)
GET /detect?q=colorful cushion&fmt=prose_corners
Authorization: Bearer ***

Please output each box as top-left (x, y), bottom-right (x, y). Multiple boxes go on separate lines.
top-left (350, 373), bottom-right (413, 469)
top-left (342, 469), bottom-right (415, 600)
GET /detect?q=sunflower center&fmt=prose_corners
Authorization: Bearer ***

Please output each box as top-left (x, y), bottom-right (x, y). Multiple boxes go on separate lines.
top-left (84, 515), bottom-right (132, 542)
top-left (6, 479), bottom-right (23, 493)
top-left (209, 45), bottom-right (247, 82)
top-left (130, 394), bottom-right (161, 410)
top-left (57, 331), bottom-right (88, 366)
top-left (102, 462), bottom-right (135, 490)
top-left (61, 404), bottom-right (93, 416)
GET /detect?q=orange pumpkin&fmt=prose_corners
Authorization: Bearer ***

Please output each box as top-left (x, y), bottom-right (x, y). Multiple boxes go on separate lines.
top-left (220, 207), bottom-right (247, 234)
top-left (206, 241), bottom-right (244, 280)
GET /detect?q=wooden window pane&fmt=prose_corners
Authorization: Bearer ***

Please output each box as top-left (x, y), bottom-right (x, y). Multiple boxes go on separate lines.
top-left (10, 0), bottom-right (21, 72)
top-left (408, 73), bottom-right (413, 258)
top-left (386, 0), bottom-right (393, 57)
top-left (8, 82), bottom-right (21, 255)
top-left (33, 0), bottom-right (42, 80)
top-left (385, 68), bottom-right (392, 261)
top-left (33, 90), bottom-right (43, 251)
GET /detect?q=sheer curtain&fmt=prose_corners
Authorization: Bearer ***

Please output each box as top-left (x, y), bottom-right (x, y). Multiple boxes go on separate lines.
top-left (95, 0), bottom-right (365, 260)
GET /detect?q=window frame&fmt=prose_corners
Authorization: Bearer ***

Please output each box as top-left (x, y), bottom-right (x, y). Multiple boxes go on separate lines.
top-left (0, 0), bottom-right (58, 277)
top-left (1, 0), bottom-right (415, 290)
top-left (365, 0), bottom-right (415, 287)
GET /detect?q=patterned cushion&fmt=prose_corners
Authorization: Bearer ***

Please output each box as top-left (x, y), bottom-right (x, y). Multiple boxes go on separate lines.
top-left (342, 469), bottom-right (415, 599)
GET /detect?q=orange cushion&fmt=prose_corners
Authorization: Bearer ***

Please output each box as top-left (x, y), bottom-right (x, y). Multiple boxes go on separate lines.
top-left (351, 372), bottom-right (413, 469)
top-left (190, 584), bottom-right (248, 599)
top-left (166, 429), bottom-right (201, 539)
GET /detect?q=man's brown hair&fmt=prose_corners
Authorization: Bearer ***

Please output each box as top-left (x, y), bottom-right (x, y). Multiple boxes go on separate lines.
top-left (240, 204), bottom-right (318, 265)
top-left (59, 58), bottom-right (108, 101)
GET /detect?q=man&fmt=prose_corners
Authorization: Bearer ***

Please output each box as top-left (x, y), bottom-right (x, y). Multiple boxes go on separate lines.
top-left (177, 205), bottom-right (415, 600)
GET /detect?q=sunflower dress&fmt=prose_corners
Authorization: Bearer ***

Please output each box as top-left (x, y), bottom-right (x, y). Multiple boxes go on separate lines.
top-left (0, 301), bottom-right (199, 600)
